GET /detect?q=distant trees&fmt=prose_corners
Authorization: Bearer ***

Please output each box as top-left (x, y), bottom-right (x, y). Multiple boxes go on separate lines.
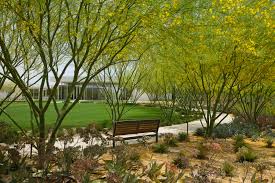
top-left (97, 61), bottom-right (145, 122)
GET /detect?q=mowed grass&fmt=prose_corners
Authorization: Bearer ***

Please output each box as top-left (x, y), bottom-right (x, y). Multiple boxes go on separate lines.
top-left (0, 102), bottom-right (161, 129)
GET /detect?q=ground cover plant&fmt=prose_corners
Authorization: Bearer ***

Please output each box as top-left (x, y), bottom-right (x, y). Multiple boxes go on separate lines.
top-left (195, 118), bottom-right (262, 138)
top-left (177, 132), bottom-right (188, 142)
top-left (265, 137), bottom-right (274, 148)
top-left (222, 161), bottom-right (235, 177)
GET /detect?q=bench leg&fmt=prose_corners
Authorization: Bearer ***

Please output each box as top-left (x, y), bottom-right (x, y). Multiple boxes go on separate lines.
top-left (113, 139), bottom-right (115, 148)
top-left (156, 133), bottom-right (158, 143)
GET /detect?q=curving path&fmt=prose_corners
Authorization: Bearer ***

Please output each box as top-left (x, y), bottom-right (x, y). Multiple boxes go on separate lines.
top-left (158, 113), bottom-right (234, 135)
top-left (16, 113), bottom-right (234, 155)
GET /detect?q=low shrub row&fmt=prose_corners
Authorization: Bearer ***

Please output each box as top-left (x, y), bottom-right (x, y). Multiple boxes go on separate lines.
top-left (195, 118), bottom-right (261, 138)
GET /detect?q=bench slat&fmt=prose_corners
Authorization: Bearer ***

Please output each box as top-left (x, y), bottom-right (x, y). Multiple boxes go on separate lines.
top-left (113, 119), bottom-right (160, 147)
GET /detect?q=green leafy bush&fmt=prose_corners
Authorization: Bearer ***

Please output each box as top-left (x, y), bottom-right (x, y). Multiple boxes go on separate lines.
top-left (172, 156), bottom-right (189, 169)
top-left (194, 127), bottom-right (205, 136)
top-left (233, 135), bottom-right (248, 152)
top-left (0, 121), bottom-right (19, 144)
top-left (237, 147), bottom-right (257, 162)
top-left (212, 118), bottom-right (260, 138)
top-left (222, 161), bottom-right (234, 177)
top-left (178, 132), bottom-right (188, 142)
top-left (265, 137), bottom-right (273, 148)
top-left (163, 134), bottom-right (178, 147)
top-left (153, 144), bottom-right (168, 153)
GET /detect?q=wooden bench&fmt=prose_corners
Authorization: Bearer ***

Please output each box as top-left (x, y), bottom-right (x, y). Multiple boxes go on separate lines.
top-left (112, 119), bottom-right (160, 147)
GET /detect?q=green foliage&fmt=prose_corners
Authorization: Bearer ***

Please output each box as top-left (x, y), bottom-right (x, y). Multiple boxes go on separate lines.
top-left (143, 161), bottom-right (164, 181)
top-left (213, 118), bottom-right (261, 138)
top-left (194, 127), bottom-right (205, 137)
top-left (222, 161), bottom-right (234, 177)
top-left (0, 121), bottom-right (19, 144)
top-left (237, 147), bottom-right (257, 163)
top-left (177, 132), bottom-right (188, 142)
top-left (163, 134), bottom-right (178, 147)
top-left (153, 143), bottom-right (169, 154)
top-left (265, 137), bottom-right (273, 148)
top-left (233, 135), bottom-right (248, 152)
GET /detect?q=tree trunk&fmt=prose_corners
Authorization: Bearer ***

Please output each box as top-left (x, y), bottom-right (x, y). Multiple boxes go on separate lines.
top-left (37, 115), bottom-right (46, 170)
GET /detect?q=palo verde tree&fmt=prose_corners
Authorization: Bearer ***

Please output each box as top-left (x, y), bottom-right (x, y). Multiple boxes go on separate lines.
top-left (0, 0), bottom-right (155, 169)
top-left (142, 0), bottom-right (274, 136)
top-left (182, 0), bottom-right (274, 136)
top-left (97, 61), bottom-right (146, 122)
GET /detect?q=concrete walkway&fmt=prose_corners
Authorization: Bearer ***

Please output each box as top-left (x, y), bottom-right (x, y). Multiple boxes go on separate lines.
top-left (158, 113), bottom-right (234, 135)
top-left (17, 113), bottom-right (234, 155)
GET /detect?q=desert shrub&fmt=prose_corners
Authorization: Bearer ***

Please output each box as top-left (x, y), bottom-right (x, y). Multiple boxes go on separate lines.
top-left (0, 121), bottom-right (19, 144)
top-left (110, 145), bottom-right (129, 168)
top-left (104, 145), bottom-right (141, 183)
top-left (237, 147), bottom-right (257, 162)
top-left (163, 164), bottom-right (184, 182)
top-left (222, 161), bottom-right (234, 177)
top-left (265, 137), bottom-right (273, 148)
top-left (153, 143), bottom-right (168, 153)
top-left (196, 142), bottom-right (208, 159)
top-left (0, 146), bottom-right (30, 183)
top-left (128, 150), bottom-right (141, 163)
top-left (233, 135), bottom-right (248, 152)
top-left (143, 161), bottom-right (164, 181)
top-left (83, 144), bottom-right (107, 159)
top-left (172, 156), bottom-right (189, 169)
top-left (212, 118), bottom-right (261, 138)
top-left (78, 123), bottom-right (108, 146)
top-left (177, 132), bottom-right (188, 142)
top-left (190, 163), bottom-right (213, 183)
top-left (163, 134), bottom-right (178, 147)
top-left (71, 159), bottom-right (100, 182)
top-left (194, 127), bottom-right (205, 136)
top-left (254, 162), bottom-right (269, 181)
top-left (251, 134), bottom-right (260, 142)
top-left (56, 146), bottom-right (80, 173)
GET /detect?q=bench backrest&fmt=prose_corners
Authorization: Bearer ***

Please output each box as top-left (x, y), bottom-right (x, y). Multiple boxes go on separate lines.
top-left (113, 119), bottom-right (160, 136)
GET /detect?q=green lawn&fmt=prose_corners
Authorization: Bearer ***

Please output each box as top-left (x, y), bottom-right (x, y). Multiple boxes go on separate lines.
top-left (0, 102), bottom-right (162, 129)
